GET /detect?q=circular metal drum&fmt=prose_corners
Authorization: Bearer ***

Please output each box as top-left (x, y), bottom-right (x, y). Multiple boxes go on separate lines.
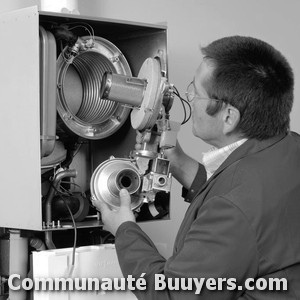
top-left (90, 158), bottom-right (143, 210)
top-left (56, 36), bottom-right (131, 139)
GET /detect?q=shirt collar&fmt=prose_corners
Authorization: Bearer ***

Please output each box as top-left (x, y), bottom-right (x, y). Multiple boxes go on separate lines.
top-left (202, 138), bottom-right (248, 179)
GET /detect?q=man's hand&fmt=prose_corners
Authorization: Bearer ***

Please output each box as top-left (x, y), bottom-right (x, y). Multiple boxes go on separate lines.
top-left (92, 189), bottom-right (136, 236)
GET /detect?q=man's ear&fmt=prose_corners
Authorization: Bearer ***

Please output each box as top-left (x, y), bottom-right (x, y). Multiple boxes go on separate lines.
top-left (222, 105), bottom-right (240, 135)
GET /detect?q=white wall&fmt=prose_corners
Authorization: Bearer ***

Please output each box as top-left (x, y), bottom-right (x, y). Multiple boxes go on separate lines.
top-left (2, 0), bottom-right (300, 257)
top-left (0, 0), bottom-right (36, 12)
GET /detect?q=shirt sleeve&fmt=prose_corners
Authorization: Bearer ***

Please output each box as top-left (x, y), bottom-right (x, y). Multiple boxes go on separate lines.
top-left (182, 163), bottom-right (207, 203)
top-left (115, 196), bottom-right (259, 300)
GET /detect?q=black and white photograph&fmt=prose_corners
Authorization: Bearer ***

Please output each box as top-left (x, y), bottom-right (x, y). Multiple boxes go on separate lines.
top-left (0, 0), bottom-right (299, 299)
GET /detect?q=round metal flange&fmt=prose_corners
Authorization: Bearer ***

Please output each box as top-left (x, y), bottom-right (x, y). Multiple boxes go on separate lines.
top-left (90, 158), bottom-right (143, 210)
top-left (56, 36), bottom-right (132, 139)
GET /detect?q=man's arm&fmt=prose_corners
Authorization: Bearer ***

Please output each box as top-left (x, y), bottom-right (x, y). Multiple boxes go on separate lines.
top-left (166, 141), bottom-right (200, 190)
top-left (135, 131), bottom-right (200, 190)
top-left (113, 195), bottom-right (258, 300)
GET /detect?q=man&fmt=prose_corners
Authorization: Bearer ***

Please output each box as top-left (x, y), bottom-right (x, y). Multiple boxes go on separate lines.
top-left (93, 36), bottom-right (300, 299)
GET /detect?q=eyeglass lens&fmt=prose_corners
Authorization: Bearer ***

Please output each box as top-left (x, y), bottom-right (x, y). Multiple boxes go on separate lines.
top-left (185, 82), bottom-right (195, 102)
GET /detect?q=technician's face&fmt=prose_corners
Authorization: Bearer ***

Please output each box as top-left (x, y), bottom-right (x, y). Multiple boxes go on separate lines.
top-left (190, 60), bottom-right (224, 147)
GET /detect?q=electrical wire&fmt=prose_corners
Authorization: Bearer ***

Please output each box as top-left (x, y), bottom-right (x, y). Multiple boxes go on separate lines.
top-left (68, 25), bottom-right (94, 40)
top-left (52, 184), bottom-right (77, 277)
top-left (41, 142), bottom-right (76, 183)
top-left (64, 22), bottom-right (95, 41)
top-left (60, 180), bottom-right (83, 193)
top-left (172, 85), bottom-right (192, 125)
top-left (174, 85), bottom-right (191, 124)
top-left (61, 194), bottom-right (77, 277)
top-left (60, 40), bottom-right (73, 64)
top-left (72, 141), bottom-right (85, 159)
top-left (58, 184), bottom-right (73, 196)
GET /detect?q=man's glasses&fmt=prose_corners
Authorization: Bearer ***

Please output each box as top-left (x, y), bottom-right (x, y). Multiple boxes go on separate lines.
top-left (185, 81), bottom-right (222, 103)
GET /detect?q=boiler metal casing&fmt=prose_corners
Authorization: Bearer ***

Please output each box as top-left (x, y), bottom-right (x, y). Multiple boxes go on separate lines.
top-left (0, 6), bottom-right (167, 230)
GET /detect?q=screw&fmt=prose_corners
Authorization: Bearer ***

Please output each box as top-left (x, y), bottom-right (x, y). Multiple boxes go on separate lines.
top-left (111, 56), bottom-right (120, 63)
top-left (57, 220), bottom-right (62, 228)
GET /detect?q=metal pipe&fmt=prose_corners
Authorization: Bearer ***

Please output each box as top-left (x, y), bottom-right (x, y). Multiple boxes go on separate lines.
top-left (44, 169), bottom-right (77, 249)
top-left (29, 238), bottom-right (46, 251)
top-left (8, 230), bottom-right (28, 300)
top-left (100, 71), bottom-right (146, 107)
top-left (44, 231), bottom-right (55, 250)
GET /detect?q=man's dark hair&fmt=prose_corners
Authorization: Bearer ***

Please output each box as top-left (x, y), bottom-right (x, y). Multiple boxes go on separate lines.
top-left (201, 36), bottom-right (294, 140)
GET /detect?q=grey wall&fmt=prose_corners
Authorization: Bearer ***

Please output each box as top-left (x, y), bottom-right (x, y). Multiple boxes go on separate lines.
top-left (78, 0), bottom-right (300, 258)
